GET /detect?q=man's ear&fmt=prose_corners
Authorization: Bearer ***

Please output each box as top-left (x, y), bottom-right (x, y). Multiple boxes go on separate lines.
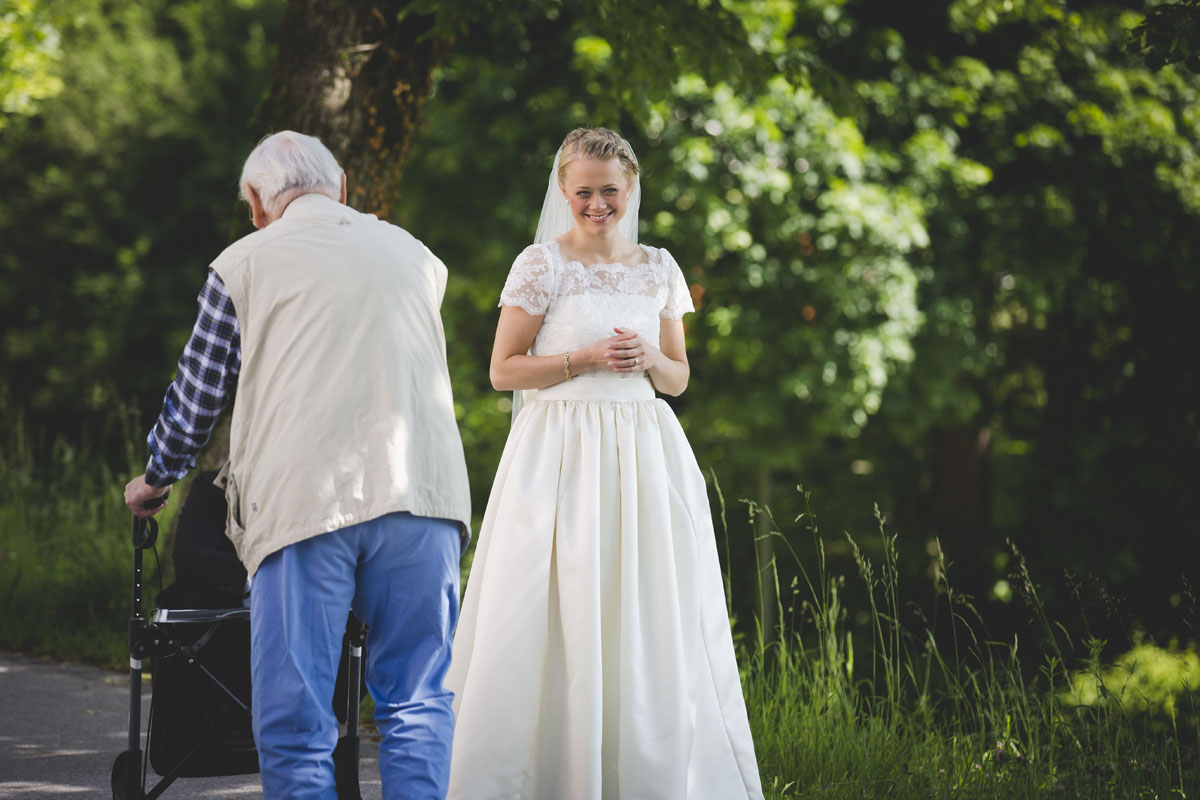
top-left (339, 172), bottom-right (347, 205)
top-left (247, 185), bottom-right (269, 230)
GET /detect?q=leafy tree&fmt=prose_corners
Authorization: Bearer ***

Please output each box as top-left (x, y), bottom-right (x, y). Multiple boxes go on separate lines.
top-left (404, 0), bottom-right (1200, 639)
top-left (168, 0), bottom-right (781, 512)
top-left (811, 0), bottom-right (1200, 631)
top-left (395, 2), bottom-right (940, 628)
top-left (251, 0), bottom-right (773, 215)
top-left (1, 0), bottom-right (772, 438)
top-left (0, 0), bottom-right (65, 129)
top-left (7, 0), bottom-right (1199, 646)
top-left (0, 0), bottom-right (281, 438)
top-left (1128, 0), bottom-right (1200, 71)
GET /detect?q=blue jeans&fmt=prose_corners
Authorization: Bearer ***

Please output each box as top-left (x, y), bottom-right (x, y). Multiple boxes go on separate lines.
top-left (250, 511), bottom-right (461, 799)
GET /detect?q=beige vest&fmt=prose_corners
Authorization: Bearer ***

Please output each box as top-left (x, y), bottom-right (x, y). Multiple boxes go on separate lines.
top-left (211, 193), bottom-right (471, 576)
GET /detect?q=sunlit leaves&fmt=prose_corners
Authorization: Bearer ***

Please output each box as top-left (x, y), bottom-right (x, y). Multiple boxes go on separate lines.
top-left (1062, 639), bottom-right (1200, 718)
top-left (846, 0), bottom-right (1200, 448)
top-left (948, 0), bottom-right (1067, 35)
top-left (0, 0), bottom-right (65, 128)
top-left (643, 30), bottom-right (933, 453)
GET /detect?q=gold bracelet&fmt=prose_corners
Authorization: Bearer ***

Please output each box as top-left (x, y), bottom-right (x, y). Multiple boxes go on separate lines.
top-left (563, 353), bottom-right (573, 381)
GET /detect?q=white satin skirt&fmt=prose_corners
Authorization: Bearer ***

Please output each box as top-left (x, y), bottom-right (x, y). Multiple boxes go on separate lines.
top-left (446, 377), bottom-right (764, 799)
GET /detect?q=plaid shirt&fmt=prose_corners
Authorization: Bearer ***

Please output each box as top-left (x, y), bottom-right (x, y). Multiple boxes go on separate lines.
top-left (146, 269), bottom-right (241, 486)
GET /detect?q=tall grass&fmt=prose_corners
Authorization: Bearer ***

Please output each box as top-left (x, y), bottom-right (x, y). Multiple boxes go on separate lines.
top-left (4, 399), bottom-right (1199, 797)
top-left (0, 395), bottom-right (173, 665)
top-left (734, 486), bottom-right (1200, 799)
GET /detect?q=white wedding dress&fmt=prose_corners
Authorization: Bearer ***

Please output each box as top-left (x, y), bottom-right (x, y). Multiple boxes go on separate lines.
top-left (446, 240), bottom-right (764, 800)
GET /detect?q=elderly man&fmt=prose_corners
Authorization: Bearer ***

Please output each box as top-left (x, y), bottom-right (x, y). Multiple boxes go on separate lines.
top-left (124, 130), bottom-right (471, 799)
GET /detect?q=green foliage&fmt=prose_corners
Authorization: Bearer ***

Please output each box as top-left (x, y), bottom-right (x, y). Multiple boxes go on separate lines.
top-left (4, 0), bottom-right (1200, 677)
top-left (645, 72), bottom-right (928, 455)
top-left (0, 0), bottom-right (65, 127)
top-left (0, 0), bottom-right (282, 438)
top-left (5, 420), bottom-right (1197, 797)
top-left (741, 489), bottom-right (1200, 798)
top-left (834, 0), bottom-right (1200, 420)
top-left (391, 0), bottom-right (1200, 636)
top-left (1064, 638), bottom-right (1200, 720)
top-left (401, 0), bottom-right (776, 113)
top-left (1128, 0), bottom-right (1200, 72)
top-left (4, 5), bottom-right (1199, 792)
top-left (0, 394), bottom-right (170, 665)
top-left (825, 0), bottom-right (1200, 611)
top-left (397, 2), bottom-right (942, 569)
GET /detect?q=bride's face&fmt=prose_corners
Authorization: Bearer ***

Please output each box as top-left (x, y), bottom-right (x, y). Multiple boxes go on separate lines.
top-left (560, 157), bottom-right (630, 234)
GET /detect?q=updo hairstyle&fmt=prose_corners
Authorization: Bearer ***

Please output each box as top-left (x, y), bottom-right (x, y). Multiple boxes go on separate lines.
top-left (556, 127), bottom-right (640, 189)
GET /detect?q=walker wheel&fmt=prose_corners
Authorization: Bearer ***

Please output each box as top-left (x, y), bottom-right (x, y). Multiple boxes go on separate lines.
top-left (111, 750), bottom-right (142, 800)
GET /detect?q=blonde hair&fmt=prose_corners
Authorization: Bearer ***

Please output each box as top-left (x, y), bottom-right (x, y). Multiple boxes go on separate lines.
top-left (556, 127), bottom-right (639, 188)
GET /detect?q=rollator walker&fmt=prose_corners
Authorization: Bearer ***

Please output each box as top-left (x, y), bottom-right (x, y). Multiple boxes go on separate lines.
top-left (111, 496), bottom-right (366, 799)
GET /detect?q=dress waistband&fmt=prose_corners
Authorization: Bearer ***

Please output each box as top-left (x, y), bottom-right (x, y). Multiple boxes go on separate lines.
top-left (528, 376), bottom-right (655, 403)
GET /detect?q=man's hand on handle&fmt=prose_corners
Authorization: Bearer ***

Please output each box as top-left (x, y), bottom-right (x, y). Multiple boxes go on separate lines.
top-left (125, 474), bottom-right (171, 518)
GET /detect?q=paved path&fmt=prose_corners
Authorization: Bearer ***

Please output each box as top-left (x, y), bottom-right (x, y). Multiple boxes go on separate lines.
top-left (0, 651), bottom-right (382, 799)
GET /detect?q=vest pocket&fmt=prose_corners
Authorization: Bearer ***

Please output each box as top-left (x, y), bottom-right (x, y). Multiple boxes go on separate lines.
top-left (214, 462), bottom-right (246, 556)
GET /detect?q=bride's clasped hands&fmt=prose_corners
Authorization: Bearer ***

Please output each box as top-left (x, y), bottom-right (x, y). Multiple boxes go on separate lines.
top-left (574, 326), bottom-right (690, 395)
top-left (569, 327), bottom-right (655, 373)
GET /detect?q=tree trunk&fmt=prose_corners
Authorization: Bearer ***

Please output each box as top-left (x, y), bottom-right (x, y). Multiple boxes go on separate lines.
top-left (194, 2), bottom-right (451, 481)
top-left (255, 0), bottom-right (453, 218)
top-left (932, 424), bottom-right (993, 597)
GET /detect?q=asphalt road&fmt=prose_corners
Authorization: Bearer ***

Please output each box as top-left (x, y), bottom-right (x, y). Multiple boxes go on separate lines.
top-left (0, 651), bottom-right (382, 799)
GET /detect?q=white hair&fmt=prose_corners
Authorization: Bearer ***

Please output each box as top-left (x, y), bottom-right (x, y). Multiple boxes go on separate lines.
top-left (239, 131), bottom-right (342, 217)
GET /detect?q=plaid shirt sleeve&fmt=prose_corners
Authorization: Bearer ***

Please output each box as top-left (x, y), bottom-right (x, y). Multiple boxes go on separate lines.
top-left (145, 269), bottom-right (241, 486)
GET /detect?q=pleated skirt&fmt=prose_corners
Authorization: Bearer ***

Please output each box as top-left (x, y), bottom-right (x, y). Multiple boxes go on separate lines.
top-left (446, 377), bottom-right (763, 800)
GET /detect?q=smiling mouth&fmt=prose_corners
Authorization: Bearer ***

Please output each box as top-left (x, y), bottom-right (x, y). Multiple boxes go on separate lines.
top-left (585, 211), bottom-right (613, 222)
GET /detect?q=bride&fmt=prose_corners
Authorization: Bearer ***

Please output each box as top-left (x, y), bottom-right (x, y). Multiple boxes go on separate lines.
top-left (445, 127), bottom-right (764, 799)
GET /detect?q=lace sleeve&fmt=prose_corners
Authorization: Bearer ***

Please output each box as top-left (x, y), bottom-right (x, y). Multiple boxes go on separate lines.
top-left (498, 244), bottom-right (556, 315)
top-left (659, 248), bottom-right (695, 320)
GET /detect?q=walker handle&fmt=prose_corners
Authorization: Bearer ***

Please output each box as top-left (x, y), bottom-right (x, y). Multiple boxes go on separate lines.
top-left (131, 516), bottom-right (159, 550)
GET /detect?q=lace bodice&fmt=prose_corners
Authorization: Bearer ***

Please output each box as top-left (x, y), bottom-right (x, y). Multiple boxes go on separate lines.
top-left (499, 241), bottom-right (694, 377)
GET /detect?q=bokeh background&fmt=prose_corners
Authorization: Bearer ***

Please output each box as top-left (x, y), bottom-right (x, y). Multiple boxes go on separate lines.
top-left (3, 0), bottom-right (1199, 674)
